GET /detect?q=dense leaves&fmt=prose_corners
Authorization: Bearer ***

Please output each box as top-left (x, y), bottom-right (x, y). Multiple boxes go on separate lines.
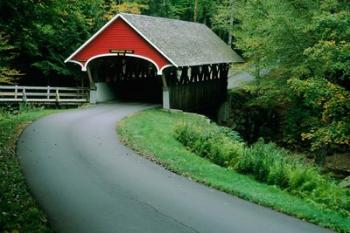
top-left (0, 0), bottom-right (105, 85)
top-left (120, 109), bottom-right (350, 232)
top-left (0, 32), bottom-right (21, 84)
top-left (146, 0), bottom-right (217, 24)
top-left (174, 121), bottom-right (350, 217)
top-left (103, 1), bottom-right (149, 20)
top-left (0, 109), bottom-right (59, 232)
top-left (175, 121), bottom-right (244, 166)
top-left (229, 0), bottom-right (350, 158)
top-left (0, 0), bottom-right (224, 85)
top-left (0, 0), bottom-right (348, 156)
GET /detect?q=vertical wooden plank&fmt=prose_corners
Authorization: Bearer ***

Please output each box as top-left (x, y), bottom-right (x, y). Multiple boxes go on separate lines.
top-left (87, 65), bottom-right (96, 90)
top-left (158, 63), bottom-right (230, 111)
top-left (47, 86), bottom-right (50, 100)
top-left (22, 88), bottom-right (27, 102)
top-left (161, 73), bottom-right (168, 89)
top-left (14, 85), bottom-right (18, 100)
top-left (161, 73), bottom-right (170, 109)
top-left (55, 88), bottom-right (60, 103)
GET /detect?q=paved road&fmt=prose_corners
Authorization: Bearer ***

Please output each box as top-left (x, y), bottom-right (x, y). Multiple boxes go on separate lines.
top-left (228, 71), bottom-right (255, 89)
top-left (17, 103), bottom-right (334, 233)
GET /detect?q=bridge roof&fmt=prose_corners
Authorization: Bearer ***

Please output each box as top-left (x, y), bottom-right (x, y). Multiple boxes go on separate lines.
top-left (65, 13), bottom-right (243, 74)
top-left (120, 14), bottom-right (243, 67)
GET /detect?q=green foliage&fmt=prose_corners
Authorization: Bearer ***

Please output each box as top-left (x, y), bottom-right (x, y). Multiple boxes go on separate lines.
top-left (207, 0), bottom-right (234, 42)
top-left (288, 78), bottom-right (350, 151)
top-left (119, 109), bottom-right (350, 232)
top-left (0, 110), bottom-right (59, 232)
top-left (0, 31), bottom-right (21, 84)
top-left (103, 1), bottom-right (149, 20)
top-left (230, 0), bottom-right (350, 154)
top-left (146, 0), bottom-right (217, 24)
top-left (238, 140), bottom-right (350, 216)
top-left (0, 0), bottom-right (105, 83)
top-left (0, 0), bottom-right (225, 85)
top-left (174, 119), bottom-right (350, 216)
top-left (227, 87), bottom-right (283, 144)
top-left (236, 141), bottom-right (289, 186)
top-left (174, 121), bottom-right (244, 167)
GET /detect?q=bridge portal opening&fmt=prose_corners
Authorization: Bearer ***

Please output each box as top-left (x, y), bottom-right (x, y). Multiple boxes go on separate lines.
top-left (88, 56), bottom-right (163, 104)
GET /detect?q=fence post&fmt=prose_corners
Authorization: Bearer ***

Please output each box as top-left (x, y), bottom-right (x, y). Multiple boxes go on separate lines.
top-left (22, 88), bottom-right (27, 102)
top-left (55, 88), bottom-right (60, 103)
top-left (47, 86), bottom-right (50, 100)
top-left (14, 85), bottom-right (18, 100)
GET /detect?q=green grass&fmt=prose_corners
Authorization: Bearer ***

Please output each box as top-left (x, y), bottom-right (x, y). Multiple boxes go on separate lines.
top-left (0, 109), bottom-right (61, 233)
top-left (117, 109), bottom-right (350, 233)
top-left (174, 121), bottom-right (350, 216)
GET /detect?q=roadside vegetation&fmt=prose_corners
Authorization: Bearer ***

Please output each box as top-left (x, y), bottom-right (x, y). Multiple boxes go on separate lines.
top-left (118, 109), bottom-right (350, 233)
top-left (1, 0), bottom-right (347, 171)
top-left (174, 121), bottom-right (350, 217)
top-left (223, 0), bottom-right (349, 168)
top-left (0, 0), bottom-right (224, 86)
top-left (0, 106), bottom-right (58, 233)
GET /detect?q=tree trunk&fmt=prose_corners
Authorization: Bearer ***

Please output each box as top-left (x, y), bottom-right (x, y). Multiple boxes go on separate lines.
top-left (194, 0), bottom-right (199, 22)
top-left (228, 0), bottom-right (234, 45)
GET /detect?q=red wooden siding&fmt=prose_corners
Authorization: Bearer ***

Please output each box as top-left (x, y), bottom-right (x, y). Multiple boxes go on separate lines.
top-left (72, 17), bottom-right (170, 71)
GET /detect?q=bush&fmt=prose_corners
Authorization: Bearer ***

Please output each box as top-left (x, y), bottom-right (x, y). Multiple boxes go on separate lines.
top-left (237, 141), bottom-right (350, 215)
top-left (174, 122), bottom-right (245, 167)
top-left (235, 141), bottom-right (288, 184)
top-left (174, 122), bottom-right (350, 216)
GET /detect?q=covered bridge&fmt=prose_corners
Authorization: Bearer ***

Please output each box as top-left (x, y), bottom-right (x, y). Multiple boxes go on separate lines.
top-left (65, 13), bottom-right (243, 111)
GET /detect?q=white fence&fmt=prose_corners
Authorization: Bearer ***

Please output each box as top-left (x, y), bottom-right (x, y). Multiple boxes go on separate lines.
top-left (0, 85), bottom-right (89, 104)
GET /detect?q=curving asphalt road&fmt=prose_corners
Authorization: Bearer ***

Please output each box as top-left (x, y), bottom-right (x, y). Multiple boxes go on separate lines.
top-left (17, 103), bottom-right (334, 233)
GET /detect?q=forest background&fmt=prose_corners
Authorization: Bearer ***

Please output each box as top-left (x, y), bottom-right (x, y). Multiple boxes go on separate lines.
top-left (0, 0), bottom-right (349, 163)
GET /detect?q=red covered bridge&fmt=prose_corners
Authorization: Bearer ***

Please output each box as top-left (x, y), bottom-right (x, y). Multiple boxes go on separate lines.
top-left (65, 13), bottom-right (242, 111)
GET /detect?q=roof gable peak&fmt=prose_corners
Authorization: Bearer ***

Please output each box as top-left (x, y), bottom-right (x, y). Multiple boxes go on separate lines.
top-left (65, 13), bottom-right (243, 70)
top-left (65, 14), bottom-right (177, 67)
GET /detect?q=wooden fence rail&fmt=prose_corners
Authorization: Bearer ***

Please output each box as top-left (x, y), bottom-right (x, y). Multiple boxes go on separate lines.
top-left (0, 85), bottom-right (89, 104)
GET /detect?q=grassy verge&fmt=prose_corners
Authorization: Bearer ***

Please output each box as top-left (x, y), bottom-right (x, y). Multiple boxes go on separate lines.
top-left (117, 109), bottom-right (350, 233)
top-left (0, 109), bottom-right (60, 233)
top-left (174, 121), bottom-right (350, 216)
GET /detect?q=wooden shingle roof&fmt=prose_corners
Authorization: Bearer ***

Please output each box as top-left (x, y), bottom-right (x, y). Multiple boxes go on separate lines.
top-left (120, 13), bottom-right (243, 67)
top-left (65, 13), bottom-right (243, 71)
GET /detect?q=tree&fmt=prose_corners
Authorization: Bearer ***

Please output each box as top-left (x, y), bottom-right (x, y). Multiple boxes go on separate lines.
top-left (211, 0), bottom-right (235, 45)
top-left (146, 0), bottom-right (216, 25)
top-left (0, 0), bottom-right (228, 86)
top-left (232, 0), bottom-right (350, 160)
top-left (193, 0), bottom-right (199, 22)
top-left (0, 0), bottom-right (105, 85)
top-left (0, 32), bottom-right (20, 84)
top-left (103, 1), bottom-right (149, 20)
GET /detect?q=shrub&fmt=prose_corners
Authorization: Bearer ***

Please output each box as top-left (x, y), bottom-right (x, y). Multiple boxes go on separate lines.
top-left (175, 121), bottom-right (350, 216)
top-left (236, 141), bottom-right (289, 186)
top-left (174, 122), bottom-right (245, 167)
top-left (236, 140), bottom-right (350, 215)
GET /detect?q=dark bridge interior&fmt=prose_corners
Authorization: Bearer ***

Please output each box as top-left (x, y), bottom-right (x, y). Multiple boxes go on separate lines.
top-left (91, 57), bottom-right (163, 103)
top-left (89, 55), bottom-right (229, 117)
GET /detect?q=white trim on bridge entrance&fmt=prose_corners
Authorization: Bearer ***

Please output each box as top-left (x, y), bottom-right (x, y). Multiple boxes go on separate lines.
top-left (72, 53), bottom-right (172, 75)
